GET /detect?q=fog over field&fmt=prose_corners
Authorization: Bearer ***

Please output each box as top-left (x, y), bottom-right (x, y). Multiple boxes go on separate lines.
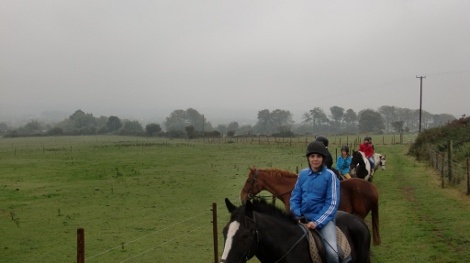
top-left (1, 1), bottom-right (469, 126)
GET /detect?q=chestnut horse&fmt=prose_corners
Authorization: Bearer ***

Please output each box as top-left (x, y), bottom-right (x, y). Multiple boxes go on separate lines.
top-left (240, 167), bottom-right (380, 245)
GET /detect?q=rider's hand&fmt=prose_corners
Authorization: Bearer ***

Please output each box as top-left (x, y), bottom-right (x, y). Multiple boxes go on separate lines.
top-left (306, 221), bottom-right (316, 229)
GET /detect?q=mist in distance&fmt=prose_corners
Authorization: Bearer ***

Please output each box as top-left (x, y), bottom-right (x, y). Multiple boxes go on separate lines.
top-left (1, 1), bottom-right (469, 127)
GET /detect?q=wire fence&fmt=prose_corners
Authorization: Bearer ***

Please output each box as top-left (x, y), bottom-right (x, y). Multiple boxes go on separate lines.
top-left (424, 143), bottom-right (470, 195)
top-left (198, 133), bottom-right (417, 148)
top-left (78, 193), bottom-right (241, 263)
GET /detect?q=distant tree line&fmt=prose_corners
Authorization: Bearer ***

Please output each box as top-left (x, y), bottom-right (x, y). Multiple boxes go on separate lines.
top-left (1, 106), bottom-right (457, 138)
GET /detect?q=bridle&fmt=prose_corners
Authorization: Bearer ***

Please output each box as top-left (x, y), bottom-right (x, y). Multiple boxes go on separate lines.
top-left (220, 215), bottom-right (259, 263)
top-left (241, 169), bottom-right (261, 199)
top-left (221, 213), bottom-right (307, 263)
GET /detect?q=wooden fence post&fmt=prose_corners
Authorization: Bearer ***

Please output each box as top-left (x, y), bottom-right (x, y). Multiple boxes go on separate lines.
top-left (467, 159), bottom-right (469, 195)
top-left (441, 153), bottom-right (445, 188)
top-left (212, 203), bottom-right (219, 263)
top-left (77, 228), bottom-right (85, 263)
top-left (448, 140), bottom-right (453, 184)
top-left (440, 153), bottom-right (444, 189)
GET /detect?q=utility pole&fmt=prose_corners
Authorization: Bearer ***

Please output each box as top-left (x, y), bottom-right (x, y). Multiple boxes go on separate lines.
top-left (417, 76), bottom-right (426, 133)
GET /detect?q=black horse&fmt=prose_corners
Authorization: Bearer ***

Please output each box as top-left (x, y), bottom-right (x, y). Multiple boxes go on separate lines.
top-left (221, 198), bottom-right (371, 263)
top-left (350, 150), bottom-right (373, 182)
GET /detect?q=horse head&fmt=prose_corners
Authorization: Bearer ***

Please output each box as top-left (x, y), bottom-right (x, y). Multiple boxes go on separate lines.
top-left (240, 167), bottom-right (263, 204)
top-left (379, 155), bottom-right (386, 170)
top-left (221, 198), bottom-right (257, 263)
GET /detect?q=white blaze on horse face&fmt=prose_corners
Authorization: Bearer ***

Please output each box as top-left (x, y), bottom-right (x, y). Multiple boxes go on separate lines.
top-left (221, 221), bottom-right (241, 260)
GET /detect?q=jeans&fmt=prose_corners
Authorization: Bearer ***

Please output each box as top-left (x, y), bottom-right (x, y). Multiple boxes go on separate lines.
top-left (319, 220), bottom-right (339, 263)
top-left (368, 157), bottom-right (375, 170)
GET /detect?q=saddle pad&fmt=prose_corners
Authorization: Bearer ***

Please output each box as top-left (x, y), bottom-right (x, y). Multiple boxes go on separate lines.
top-left (302, 225), bottom-right (352, 262)
top-left (304, 225), bottom-right (322, 263)
top-left (336, 227), bottom-right (352, 261)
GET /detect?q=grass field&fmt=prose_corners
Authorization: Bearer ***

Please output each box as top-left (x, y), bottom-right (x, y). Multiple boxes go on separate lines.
top-left (1, 135), bottom-right (469, 262)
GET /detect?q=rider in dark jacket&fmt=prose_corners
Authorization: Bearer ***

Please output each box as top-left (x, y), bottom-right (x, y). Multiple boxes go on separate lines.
top-left (316, 136), bottom-right (333, 169)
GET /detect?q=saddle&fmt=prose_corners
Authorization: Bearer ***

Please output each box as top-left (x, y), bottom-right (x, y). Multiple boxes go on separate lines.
top-left (300, 224), bottom-right (351, 263)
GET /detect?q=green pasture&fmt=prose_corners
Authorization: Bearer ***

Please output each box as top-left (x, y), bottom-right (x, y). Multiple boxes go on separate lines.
top-left (1, 135), bottom-right (469, 262)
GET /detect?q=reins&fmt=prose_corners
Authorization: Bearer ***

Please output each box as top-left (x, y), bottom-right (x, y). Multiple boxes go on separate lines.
top-left (272, 225), bottom-right (308, 263)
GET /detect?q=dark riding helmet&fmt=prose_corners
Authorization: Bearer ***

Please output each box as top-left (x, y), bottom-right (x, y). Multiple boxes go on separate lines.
top-left (341, 145), bottom-right (349, 153)
top-left (315, 136), bottom-right (329, 147)
top-left (364, 136), bottom-right (371, 142)
top-left (306, 141), bottom-right (329, 158)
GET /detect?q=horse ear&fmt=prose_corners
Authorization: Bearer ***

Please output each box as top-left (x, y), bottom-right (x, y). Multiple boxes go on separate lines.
top-left (225, 198), bottom-right (238, 213)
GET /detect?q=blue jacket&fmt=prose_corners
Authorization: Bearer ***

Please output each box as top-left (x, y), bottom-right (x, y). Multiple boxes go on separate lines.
top-left (290, 165), bottom-right (340, 229)
top-left (336, 155), bottom-right (352, 175)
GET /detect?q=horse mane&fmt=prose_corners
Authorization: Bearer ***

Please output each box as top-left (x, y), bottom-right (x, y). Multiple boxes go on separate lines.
top-left (252, 168), bottom-right (298, 179)
top-left (250, 198), bottom-right (298, 224)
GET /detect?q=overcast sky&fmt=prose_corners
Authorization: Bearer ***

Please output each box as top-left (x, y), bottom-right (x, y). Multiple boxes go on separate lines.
top-left (1, 0), bottom-right (469, 124)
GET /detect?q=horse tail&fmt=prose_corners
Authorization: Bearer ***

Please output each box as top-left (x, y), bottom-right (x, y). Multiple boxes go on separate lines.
top-left (371, 200), bottom-right (381, 245)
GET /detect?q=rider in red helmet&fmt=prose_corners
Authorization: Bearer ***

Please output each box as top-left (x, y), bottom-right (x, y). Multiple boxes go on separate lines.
top-left (359, 137), bottom-right (375, 175)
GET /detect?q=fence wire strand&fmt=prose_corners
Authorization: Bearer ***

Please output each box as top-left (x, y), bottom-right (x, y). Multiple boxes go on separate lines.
top-left (85, 210), bottom-right (211, 261)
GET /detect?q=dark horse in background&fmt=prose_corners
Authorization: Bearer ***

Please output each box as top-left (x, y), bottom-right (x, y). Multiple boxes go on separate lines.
top-left (350, 150), bottom-right (373, 182)
top-left (221, 198), bottom-right (371, 263)
top-left (240, 167), bottom-right (381, 245)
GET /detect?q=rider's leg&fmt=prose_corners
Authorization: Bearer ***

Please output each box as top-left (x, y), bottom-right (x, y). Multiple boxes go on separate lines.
top-left (368, 157), bottom-right (375, 170)
top-left (319, 220), bottom-right (339, 263)
top-left (368, 157), bottom-right (375, 176)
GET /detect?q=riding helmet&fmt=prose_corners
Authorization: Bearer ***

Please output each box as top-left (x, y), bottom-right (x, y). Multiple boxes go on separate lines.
top-left (315, 136), bottom-right (329, 147)
top-left (341, 145), bottom-right (349, 153)
top-left (306, 141), bottom-right (329, 158)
